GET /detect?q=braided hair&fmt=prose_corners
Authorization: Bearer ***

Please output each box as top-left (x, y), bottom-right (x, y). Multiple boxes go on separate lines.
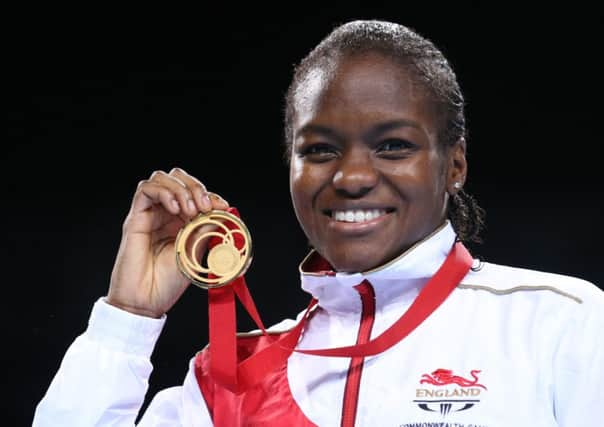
top-left (283, 20), bottom-right (485, 244)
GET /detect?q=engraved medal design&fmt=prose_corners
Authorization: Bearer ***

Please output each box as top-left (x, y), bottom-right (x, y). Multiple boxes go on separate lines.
top-left (175, 210), bottom-right (252, 289)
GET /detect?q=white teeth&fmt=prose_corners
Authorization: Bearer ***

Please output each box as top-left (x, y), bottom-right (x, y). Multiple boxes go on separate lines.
top-left (331, 209), bottom-right (387, 223)
top-left (354, 210), bottom-right (364, 222)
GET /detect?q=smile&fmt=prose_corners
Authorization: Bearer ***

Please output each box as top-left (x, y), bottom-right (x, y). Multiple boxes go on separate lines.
top-left (326, 208), bottom-right (394, 223)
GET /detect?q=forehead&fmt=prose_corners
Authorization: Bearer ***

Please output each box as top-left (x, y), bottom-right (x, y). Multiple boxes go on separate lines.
top-left (293, 53), bottom-right (436, 132)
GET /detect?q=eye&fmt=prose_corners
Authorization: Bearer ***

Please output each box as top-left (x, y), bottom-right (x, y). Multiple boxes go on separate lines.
top-left (375, 138), bottom-right (417, 158)
top-left (299, 143), bottom-right (338, 162)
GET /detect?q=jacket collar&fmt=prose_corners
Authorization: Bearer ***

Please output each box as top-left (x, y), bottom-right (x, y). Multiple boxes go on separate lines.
top-left (299, 222), bottom-right (457, 314)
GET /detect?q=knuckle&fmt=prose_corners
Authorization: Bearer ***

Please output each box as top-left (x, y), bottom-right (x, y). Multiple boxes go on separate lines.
top-left (174, 185), bottom-right (193, 199)
top-left (150, 170), bottom-right (166, 180)
top-left (172, 175), bottom-right (188, 187)
top-left (122, 214), bottom-right (133, 233)
top-left (193, 181), bottom-right (207, 193)
top-left (169, 167), bottom-right (186, 175)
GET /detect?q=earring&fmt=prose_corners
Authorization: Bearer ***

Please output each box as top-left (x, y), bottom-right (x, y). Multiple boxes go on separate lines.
top-left (453, 182), bottom-right (462, 190)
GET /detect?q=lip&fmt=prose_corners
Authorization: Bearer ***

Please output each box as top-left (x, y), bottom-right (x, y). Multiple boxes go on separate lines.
top-left (324, 209), bottom-right (394, 235)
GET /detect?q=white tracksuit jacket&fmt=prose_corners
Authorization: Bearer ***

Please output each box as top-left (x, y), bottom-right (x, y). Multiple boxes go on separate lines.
top-left (33, 223), bottom-right (604, 426)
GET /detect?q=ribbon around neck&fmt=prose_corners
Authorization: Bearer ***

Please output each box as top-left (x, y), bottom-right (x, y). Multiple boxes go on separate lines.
top-left (206, 210), bottom-right (473, 394)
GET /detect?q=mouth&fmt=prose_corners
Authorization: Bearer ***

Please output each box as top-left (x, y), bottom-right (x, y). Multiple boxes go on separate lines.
top-left (323, 207), bottom-right (395, 223)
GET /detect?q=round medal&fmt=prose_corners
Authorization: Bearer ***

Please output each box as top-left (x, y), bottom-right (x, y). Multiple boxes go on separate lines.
top-left (175, 210), bottom-right (252, 289)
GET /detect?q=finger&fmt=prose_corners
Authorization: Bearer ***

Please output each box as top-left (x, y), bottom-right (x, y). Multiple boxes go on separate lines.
top-left (150, 170), bottom-right (198, 218)
top-left (208, 192), bottom-right (230, 210)
top-left (133, 180), bottom-right (181, 216)
top-left (169, 167), bottom-right (213, 213)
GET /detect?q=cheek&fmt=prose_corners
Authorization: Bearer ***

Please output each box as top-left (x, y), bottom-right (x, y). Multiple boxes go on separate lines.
top-left (289, 156), bottom-right (304, 188)
top-left (289, 158), bottom-right (329, 201)
top-left (289, 159), bottom-right (316, 222)
top-left (289, 160), bottom-right (333, 244)
top-left (383, 154), bottom-right (447, 202)
top-left (289, 158), bottom-right (306, 205)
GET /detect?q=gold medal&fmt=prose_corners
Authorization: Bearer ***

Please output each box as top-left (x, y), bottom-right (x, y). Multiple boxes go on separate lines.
top-left (175, 210), bottom-right (252, 289)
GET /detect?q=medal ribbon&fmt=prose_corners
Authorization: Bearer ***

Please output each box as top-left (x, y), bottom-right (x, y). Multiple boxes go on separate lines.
top-left (207, 210), bottom-right (473, 394)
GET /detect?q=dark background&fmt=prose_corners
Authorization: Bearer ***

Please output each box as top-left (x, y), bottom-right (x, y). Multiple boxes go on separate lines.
top-left (6, 4), bottom-right (603, 425)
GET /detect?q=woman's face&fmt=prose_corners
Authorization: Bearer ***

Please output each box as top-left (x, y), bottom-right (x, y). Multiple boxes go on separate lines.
top-left (289, 53), bottom-right (466, 272)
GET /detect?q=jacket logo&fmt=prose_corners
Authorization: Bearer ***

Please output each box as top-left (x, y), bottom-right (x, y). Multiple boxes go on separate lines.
top-left (413, 368), bottom-right (487, 417)
top-left (420, 368), bottom-right (487, 390)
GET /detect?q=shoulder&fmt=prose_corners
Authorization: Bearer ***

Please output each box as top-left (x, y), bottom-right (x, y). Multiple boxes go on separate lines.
top-left (460, 260), bottom-right (604, 308)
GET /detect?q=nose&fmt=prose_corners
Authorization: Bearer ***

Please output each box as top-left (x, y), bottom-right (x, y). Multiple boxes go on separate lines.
top-left (332, 147), bottom-right (379, 197)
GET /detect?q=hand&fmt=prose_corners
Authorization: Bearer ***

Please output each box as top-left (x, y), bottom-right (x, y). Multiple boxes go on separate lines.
top-left (106, 168), bottom-right (229, 318)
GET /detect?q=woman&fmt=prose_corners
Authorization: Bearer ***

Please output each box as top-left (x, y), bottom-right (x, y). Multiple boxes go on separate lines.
top-left (33, 20), bottom-right (603, 426)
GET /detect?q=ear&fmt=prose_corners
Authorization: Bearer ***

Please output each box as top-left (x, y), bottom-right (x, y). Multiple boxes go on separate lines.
top-left (446, 138), bottom-right (467, 194)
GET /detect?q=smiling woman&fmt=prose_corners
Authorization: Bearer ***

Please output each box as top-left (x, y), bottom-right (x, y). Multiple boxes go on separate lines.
top-left (289, 52), bottom-right (468, 272)
top-left (32, 20), bottom-right (603, 427)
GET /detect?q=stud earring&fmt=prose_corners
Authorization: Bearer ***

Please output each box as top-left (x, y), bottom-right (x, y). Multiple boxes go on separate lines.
top-left (453, 182), bottom-right (462, 190)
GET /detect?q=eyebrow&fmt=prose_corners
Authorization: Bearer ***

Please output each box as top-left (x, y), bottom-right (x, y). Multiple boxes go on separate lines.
top-left (295, 124), bottom-right (343, 141)
top-left (364, 119), bottom-right (422, 138)
top-left (296, 119), bottom-right (422, 141)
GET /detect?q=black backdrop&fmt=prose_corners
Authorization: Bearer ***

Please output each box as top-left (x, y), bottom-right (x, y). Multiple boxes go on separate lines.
top-left (7, 4), bottom-right (603, 425)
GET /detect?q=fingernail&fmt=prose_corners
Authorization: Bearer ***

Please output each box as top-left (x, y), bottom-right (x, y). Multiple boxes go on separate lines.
top-left (171, 200), bottom-right (180, 212)
top-left (187, 199), bottom-right (196, 212)
top-left (201, 194), bottom-right (212, 210)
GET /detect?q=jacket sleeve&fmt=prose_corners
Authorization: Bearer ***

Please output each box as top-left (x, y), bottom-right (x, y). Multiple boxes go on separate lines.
top-left (32, 298), bottom-right (213, 426)
top-left (553, 283), bottom-right (604, 426)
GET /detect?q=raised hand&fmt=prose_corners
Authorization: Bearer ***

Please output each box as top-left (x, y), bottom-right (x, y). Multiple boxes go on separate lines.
top-left (106, 168), bottom-right (229, 317)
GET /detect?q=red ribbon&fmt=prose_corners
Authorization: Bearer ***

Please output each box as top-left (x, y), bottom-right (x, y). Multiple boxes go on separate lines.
top-left (207, 209), bottom-right (473, 394)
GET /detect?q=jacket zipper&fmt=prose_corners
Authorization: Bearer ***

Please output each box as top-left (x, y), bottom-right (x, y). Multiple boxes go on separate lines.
top-left (340, 280), bottom-right (376, 427)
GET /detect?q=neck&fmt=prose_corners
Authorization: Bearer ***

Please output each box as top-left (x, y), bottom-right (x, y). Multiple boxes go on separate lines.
top-left (299, 221), bottom-right (458, 314)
